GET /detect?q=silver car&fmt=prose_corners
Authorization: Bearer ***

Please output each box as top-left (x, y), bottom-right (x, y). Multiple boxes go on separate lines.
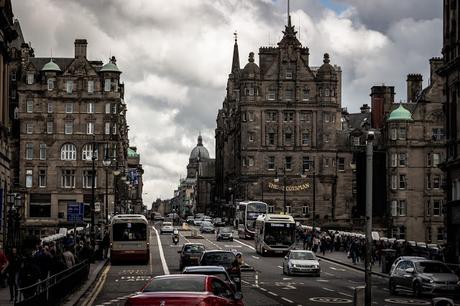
top-left (389, 258), bottom-right (460, 297)
top-left (282, 250), bottom-right (320, 276)
top-left (160, 221), bottom-right (174, 234)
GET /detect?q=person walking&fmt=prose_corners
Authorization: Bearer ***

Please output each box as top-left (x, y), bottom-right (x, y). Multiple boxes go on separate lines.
top-left (102, 231), bottom-right (110, 260)
top-left (62, 245), bottom-right (76, 268)
top-left (5, 248), bottom-right (21, 302)
top-left (0, 244), bottom-right (8, 288)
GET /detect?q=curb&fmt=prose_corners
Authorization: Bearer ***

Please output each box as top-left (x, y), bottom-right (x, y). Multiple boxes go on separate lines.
top-left (64, 259), bottom-right (109, 306)
top-left (317, 255), bottom-right (390, 278)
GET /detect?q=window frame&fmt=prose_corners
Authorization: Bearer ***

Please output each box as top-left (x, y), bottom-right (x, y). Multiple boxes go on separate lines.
top-left (61, 143), bottom-right (77, 161)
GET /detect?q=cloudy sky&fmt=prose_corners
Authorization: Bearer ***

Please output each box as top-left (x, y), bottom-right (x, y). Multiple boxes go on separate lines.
top-left (12, 0), bottom-right (442, 207)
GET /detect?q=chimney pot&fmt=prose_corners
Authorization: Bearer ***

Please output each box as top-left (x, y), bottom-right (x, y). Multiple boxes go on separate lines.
top-left (74, 39), bottom-right (88, 58)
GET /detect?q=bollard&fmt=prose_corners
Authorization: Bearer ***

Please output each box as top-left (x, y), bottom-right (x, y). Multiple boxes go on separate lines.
top-left (432, 297), bottom-right (454, 306)
top-left (354, 286), bottom-right (365, 306)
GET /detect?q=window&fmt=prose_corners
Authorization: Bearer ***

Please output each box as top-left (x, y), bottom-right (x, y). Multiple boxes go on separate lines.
top-left (248, 112), bottom-right (254, 121)
top-left (302, 132), bottom-right (310, 145)
top-left (267, 132), bottom-right (275, 145)
top-left (285, 89), bottom-right (293, 101)
top-left (285, 156), bottom-right (292, 170)
top-left (105, 122), bottom-right (111, 135)
top-left (324, 134), bottom-right (330, 143)
top-left (432, 153), bottom-right (440, 167)
top-left (105, 103), bottom-right (111, 114)
top-left (267, 89), bottom-right (276, 101)
top-left (25, 143), bottom-right (34, 160)
top-left (104, 79), bottom-right (111, 92)
top-left (302, 88), bottom-right (310, 101)
top-left (88, 80), bottom-right (94, 93)
top-left (302, 206), bottom-right (309, 215)
top-left (26, 100), bottom-right (33, 113)
top-left (391, 200), bottom-right (406, 216)
top-left (26, 169), bottom-right (33, 188)
top-left (64, 122), bottom-right (73, 134)
top-left (61, 143), bottom-right (77, 160)
top-left (27, 73), bottom-right (34, 85)
top-left (399, 153), bottom-right (407, 167)
top-left (353, 136), bottom-right (361, 146)
top-left (38, 169), bottom-right (47, 188)
top-left (47, 122), bottom-right (53, 134)
top-left (82, 144), bottom-right (98, 161)
top-left (112, 104), bottom-right (117, 114)
top-left (300, 112), bottom-right (309, 121)
top-left (268, 206), bottom-right (275, 213)
top-left (66, 80), bottom-right (73, 93)
top-left (286, 206), bottom-right (292, 214)
top-left (391, 128), bottom-right (397, 140)
top-left (433, 200), bottom-right (442, 216)
top-left (286, 69), bottom-right (293, 79)
top-left (248, 157), bottom-right (254, 167)
top-left (338, 157), bottom-right (345, 171)
top-left (61, 169), bottom-right (76, 188)
top-left (65, 103), bottom-right (74, 113)
top-left (26, 123), bottom-right (33, 134)
top-left (391, 175), bottom-right (398, 190)
top-left (391, 153), bottom-right (398, 167)
top-left (324, 113), bottom-right (331, 123)
top-left (433, 176), bottom-right (441, 189)
top-left (392, 226), bottom-right (406, 239)
top-left (399, 175), bottom-right (407, 189)
top-left (241, 112), bottom-right (247, 122)
top-left (112, 123), bottom-right (117, 135)
top-left (245, 87), bottom-right (254, 96)
top-left (267, 156), bottom-right (275, 170)
top-left (87, 102), bottom-right (95, 114)
top-left (284, 111), bottom-right (294, 122)
top-left (323, 158), bottom-right (329, 168)
top-left (432, 128), bottom-right (445, 141)
top-left (302, 157), bottom-right (311, 172)
top-left (47, 102), bottom-right (53, 113)
top-left (47, 78), bottom-right (55, 91)
top-left (325, 88), bottom-right (330, 97)
top-left (87, 122), bottom-right (95, 135)
top-left (39, 144), bottom-right (46, 160)
top-left (266, 111), bottom-right (277, 122)
top-left (248, 132), bottom-right (254, 143)
top-left (398, 127), bottom-right (407, 140)
top-left (83, 170), bottom-right (97, 188)
top-left (30, 195), bottom-right (52, 218)
top-left (437, 227), bottom-right (444, 241)
top-left (284, 130), bottom-right (292, 145)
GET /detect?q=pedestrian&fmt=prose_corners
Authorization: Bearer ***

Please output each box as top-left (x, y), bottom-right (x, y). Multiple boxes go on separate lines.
top-left (0, 244), bottom-right (8, 288)
top-left (5, 247), bottom-right (21, 302)
top-left (62, 245), bottom-right (76, 268)
top-left (18, 250), bottom-right (41, 299)
top-left (102, 231), bottom-right (110, 260)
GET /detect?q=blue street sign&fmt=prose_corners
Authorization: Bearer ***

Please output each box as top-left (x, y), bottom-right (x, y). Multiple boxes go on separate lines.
top-left (67, 202), bottom-right (84, 223)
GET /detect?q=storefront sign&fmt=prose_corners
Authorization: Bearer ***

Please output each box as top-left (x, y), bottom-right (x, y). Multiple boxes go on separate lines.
top-left (267, 182), bottom-right (310, 192)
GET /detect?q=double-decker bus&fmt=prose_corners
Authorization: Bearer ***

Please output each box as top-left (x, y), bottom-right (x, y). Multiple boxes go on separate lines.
top-left (255, 214), bottom-right (296, 256)
top-left (110, 214), bottom-right (150, 264)
top-left (236, 201), bottom-right (268, 239)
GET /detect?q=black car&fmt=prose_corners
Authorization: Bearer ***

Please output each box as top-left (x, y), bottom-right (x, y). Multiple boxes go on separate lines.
top-left (216, 227), bottom-right (234, 241)
top-left (182, 265), bottom-right (237, 292)
top-left (178, 243), bottom-right (206, 270)
top-left (199, 250), bottom-right (241, 291)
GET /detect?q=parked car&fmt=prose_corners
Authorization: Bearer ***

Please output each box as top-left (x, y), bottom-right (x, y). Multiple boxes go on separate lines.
top-left (282, 250), bottom-right (321, 276)
top-left (389, 258), bottom-right (460, 297)
top-left (200, 250), bottom-right (241, 291)
top-left (182, 265), bottom-right (237, 292)
top-left (178, 243), bottom-right (206, 270)
top-left (160, 221), bottom-right (174, 234)
top-left (186, 216), bottom-right (195, 225)
top-left (200, 221), bottom-right (215, 234)
top-left (389, 256), bottom-right (427, 276)
top-left (194, 217), bottom-right (204, 226)
top-left (203, 216), bottom-right (213, 223)
top-left (213, 218), bottom-right (226, 227)
top-left (125, 274), bottom-right (243, 306)
top-left (216, 227), bottom-right (234, 241)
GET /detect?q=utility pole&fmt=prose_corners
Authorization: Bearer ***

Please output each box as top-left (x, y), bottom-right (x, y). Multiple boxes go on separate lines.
top-left (365, 131), bottom-right (374, 306)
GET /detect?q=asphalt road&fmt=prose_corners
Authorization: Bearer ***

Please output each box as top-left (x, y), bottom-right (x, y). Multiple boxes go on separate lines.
top-left (83, 223), bottom-right (459, 306)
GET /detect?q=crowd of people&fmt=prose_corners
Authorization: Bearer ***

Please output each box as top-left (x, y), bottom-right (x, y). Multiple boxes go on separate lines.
top-left (0, 230), bottom-right (110, 302)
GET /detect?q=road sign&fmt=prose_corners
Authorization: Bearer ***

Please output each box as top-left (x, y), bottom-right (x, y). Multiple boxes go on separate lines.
top-left (67, 202), bottom-right (84, 223)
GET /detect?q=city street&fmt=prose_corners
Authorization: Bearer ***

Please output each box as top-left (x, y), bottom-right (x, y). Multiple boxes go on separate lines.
top-left (80, 223), bottom-right (459, 306)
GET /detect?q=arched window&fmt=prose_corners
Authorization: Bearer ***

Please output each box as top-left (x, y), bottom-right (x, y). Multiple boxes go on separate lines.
top-left (82, 144), bottom-right (98, 161)
top-left (61, 143), bottom-right (77, 160)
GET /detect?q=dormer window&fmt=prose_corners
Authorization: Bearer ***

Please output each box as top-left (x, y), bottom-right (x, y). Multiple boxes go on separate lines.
top-left (88, 80), bottom-right (94, 93)
top-left (66, 80), bottom-right (73, 93)
top-left (47, 78), bottom-right (55, 91)
top-left (286, 69), bottom-right (293, 79)
top-left (27, 73), bottom-right (34, 85)
top-left (104, 79), bottom-right (111, 92)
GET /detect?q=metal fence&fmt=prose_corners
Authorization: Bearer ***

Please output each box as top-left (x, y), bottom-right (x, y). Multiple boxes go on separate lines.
top-left (15, 260), bottom-right (90, 306)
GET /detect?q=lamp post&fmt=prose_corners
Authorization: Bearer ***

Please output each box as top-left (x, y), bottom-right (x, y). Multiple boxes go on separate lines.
top-left (103, 148), bottom-right (111, 226)
top-left (6, 193), bottom-right (21, 253)
top-left (364, 131), bottom-right (374, 306)
top-left (274, 167), bottom-right (287, 214)
top-left (113, 167), bottom-right (121, 215)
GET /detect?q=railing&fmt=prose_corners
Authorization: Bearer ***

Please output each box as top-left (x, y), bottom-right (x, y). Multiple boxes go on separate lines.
top-left (15, 260), bottom-right (90, 306)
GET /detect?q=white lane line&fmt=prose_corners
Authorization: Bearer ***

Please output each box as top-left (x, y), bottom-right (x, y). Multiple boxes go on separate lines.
top-left (152, 226), bottom-right (170, 275)
top-left (281, 297), bottom-right (294, 303)
top-left (255, 273), bottom-right (259, 286)
top-left (338, 292), bottom-right (353, 297)
top-left (317, 279), bottom-right (329, 282)
top-left (252, 255), bottom-right (260, 259)
top-left (268, 291), bottom-right (278, 296)
top-left (324, 272), bottom-right (334, 276)
top-left (277, 265), bottom-right (283, 269)
top-left (259, 287), bottom-right (267, 292)
top-left (322, 287), bottom-right (334, 292)
top-left (234, 239), bottom-right (256, 250)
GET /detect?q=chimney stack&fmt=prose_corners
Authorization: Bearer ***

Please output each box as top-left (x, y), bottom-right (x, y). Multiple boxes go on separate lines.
top-left (406, 74), bottom-right (422, 103)
top-left (360, 104), bottom-right (370, 113)
top-left (370, 85), bottom-right (395, 129)
top-left (74, 39), bottom-right (87, 58)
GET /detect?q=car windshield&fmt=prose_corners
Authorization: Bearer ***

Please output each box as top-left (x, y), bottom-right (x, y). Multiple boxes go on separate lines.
top-left (163, 222), bottom-right (172, 226)
top-left (184, 271), bottom-right (229, 281)
top-left (184, 245), bottom-right (205, 253)
top-left (202, 252), bottom-right (236, 265)
top-left (415, 262), bottom-right (452, 273)
top-left (220, 228), bottom-right (232, 233)
top-left (290, 252), bottom-right (316, 260)
top-left (143, 277), bottom-right (205, 292)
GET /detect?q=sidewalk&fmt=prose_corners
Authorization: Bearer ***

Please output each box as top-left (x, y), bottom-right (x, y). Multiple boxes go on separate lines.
top-left (315, 250), bottom-right (389, 278)
top-left (0, 259), bottom-right (108, 305)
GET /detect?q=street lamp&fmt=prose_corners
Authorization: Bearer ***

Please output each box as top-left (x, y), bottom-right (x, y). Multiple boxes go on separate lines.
top-left (274, 167), bottom-right (287, 214)
top-left (103, 148), bottom-right (111, 226)
top-left (365, 131), bottom-right (375, 306)
top-left (6, 193), bottom-right (21, 253)
top-left (89, 135), bottom-right (97, 245)
top-left (112, 167), bottom-right (121, 214)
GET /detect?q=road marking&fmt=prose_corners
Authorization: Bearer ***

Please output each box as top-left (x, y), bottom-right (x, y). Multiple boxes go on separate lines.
top-left (252, 255), bottom-right (260, 259)
top-left (255, 273), bottom-right (259, 286)
top-left (324, 272), bottom-right (334, 276)
top-left (322, 287), bottom-right (335, 292)
top-left (283, 277), bottom-right (292, 280)
top-left (338, 292), bottom-right (353, 297)
top-left (259, 287), bottom-right (267, 292)
top-left (268, 291), bottom-right (278, 296)
top-left (330, 266), bottom-right (346, 272)
top-left (277, 265), bottom-right (283, 269)
top-left (282, 297), bottom-right (294, 303)
top-left (152, 225), bottom-right (170, 275)
top-left (234, 239), bottom-right (256, 250)
top-left (317, 279), bottom-right (329, 282)
top-left (82, 264), bottom-right (110, 306)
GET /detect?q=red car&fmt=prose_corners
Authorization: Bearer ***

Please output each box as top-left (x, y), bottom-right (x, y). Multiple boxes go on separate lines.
top-left (125, 274), bottom-right (244, 306)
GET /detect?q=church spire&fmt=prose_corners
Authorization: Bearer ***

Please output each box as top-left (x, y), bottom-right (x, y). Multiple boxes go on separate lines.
top-left (231, 31), bottom-right (240, 77)
top-left (287, 0), bottom-right (291, 27)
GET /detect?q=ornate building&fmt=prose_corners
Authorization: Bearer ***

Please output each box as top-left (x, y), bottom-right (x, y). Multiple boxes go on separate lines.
top-left (215, 15), bottom-right (355, 225)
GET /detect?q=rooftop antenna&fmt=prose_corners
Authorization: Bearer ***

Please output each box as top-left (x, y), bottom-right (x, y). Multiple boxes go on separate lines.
top-left (50, 48), bottom-right (53, 60)
top-left (233, 31), bottom-right (238, 42)
top-left (288, 0), bottom-right (290, 24)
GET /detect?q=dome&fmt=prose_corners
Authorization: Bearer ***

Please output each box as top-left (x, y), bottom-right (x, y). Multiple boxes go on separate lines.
top-left (100, 56), bottom-right (121, 73)
top-left (41, 59), bottom-right (61, 72)
top-left (316, 53), bottom-right (337, 81)
top-left (242, 52), bottom-right (260, 78)
top-left (190, 135), bottom-right (210, 160)
top-left (387, 104), bottom-right (413, 122)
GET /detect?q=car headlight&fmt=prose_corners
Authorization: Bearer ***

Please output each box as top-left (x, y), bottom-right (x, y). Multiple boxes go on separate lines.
top-left (421, 278), bottom-right (434, 284)
top-left (457, 281), bottom-right (460, 287)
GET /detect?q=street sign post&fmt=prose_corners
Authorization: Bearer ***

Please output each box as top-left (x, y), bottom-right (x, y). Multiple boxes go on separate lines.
top-left (67, 202), bottom-right (84, 223)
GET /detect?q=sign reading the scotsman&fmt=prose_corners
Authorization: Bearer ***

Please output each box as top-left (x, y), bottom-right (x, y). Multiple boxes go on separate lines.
top-left (268, 182), bottom-right (310, 192)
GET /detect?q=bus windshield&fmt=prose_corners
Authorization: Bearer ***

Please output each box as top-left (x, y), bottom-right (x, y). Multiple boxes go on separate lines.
top-left (113, 222), bottom-right (147, 241)
top-left (246, 202), bottom-right (267, 231)
top-left (264, 223), bottom-right (295, 246)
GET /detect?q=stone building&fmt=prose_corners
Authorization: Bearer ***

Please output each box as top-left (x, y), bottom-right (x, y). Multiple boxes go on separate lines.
top-left (439, 0), bottom-right (460, 263)
top-left (13, 38), bottom-right (131, 236)
top-left (125, 146), bottom-right (144, 214)
top-left (215, 15), bottom-right (355, 225)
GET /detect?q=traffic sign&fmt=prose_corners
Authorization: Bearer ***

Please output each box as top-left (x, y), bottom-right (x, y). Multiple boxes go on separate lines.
top-left (67, 202), bottom-right (84, 223)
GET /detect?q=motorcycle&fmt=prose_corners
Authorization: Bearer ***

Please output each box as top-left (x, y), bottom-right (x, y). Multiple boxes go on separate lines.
top-left (172, 229), bottom-right (179, 245)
